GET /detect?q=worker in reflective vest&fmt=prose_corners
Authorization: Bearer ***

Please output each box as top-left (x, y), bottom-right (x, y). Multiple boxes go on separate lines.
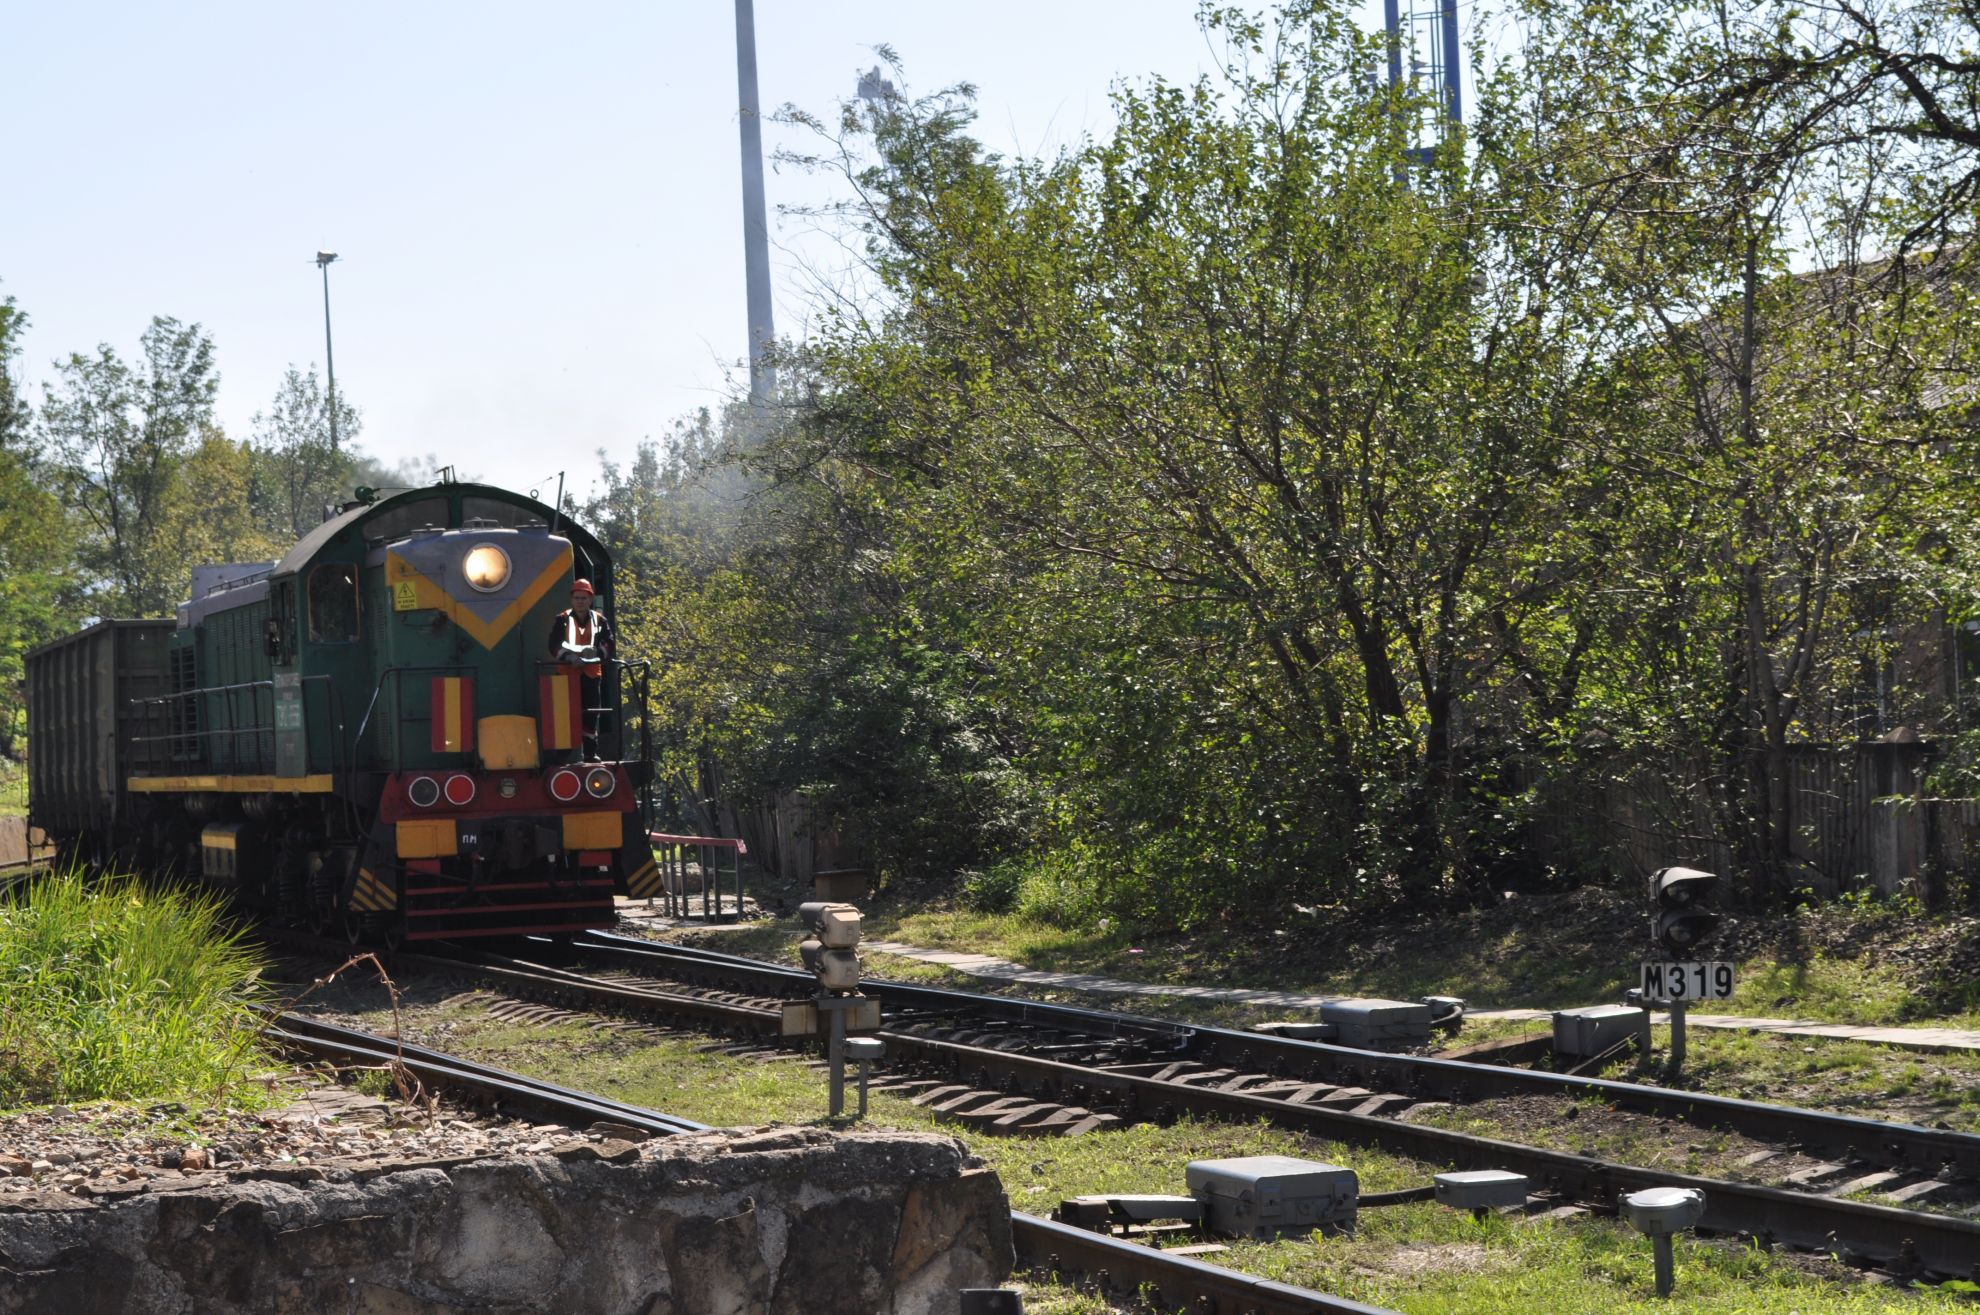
top-left (546, 579), bottom-right (615, 758)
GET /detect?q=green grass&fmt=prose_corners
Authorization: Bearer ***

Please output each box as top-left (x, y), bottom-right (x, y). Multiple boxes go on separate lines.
top-left (840, 899), bottom-right (1980, 1035)
top-left (0, 867), bottom-right (273, 1108)
top-left (1710, 956), bottom-right (1949, 1028)
top-left (1653, 1027), bottom-right (1980, 1132)
top-left (860, 903), bottom-right (1633, 1014)
top-left (402, 1004), bottom-right (1973, 1315)
top-left (0, 759), bottom-right (25, 819)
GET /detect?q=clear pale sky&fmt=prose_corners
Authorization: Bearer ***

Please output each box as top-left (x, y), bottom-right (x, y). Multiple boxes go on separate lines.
top-left (2, 2), bottom-right (1398, 501)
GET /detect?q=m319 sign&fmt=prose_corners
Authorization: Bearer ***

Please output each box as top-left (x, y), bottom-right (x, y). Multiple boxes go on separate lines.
top-left (1639, 961), bottom-right (1734, 1002)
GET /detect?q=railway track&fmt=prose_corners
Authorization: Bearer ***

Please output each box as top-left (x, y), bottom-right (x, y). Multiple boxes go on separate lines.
top-left (257, 926), bottom-right (1980, 1280)
top-left (575, 931), bottom-right (1980, 1180)
top-left (264, 1008), bottom-right (1398, 1315)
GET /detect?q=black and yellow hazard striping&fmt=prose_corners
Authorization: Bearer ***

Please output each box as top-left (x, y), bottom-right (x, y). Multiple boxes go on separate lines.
top-left (626, 858), bottom-right (663, 899)
top-left (349, 867), bottom-right (397, 913)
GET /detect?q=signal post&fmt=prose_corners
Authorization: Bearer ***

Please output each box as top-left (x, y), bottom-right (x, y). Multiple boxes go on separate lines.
top-left (1642, 866), bottom-right (1726, 1077)
top-left (789, 901), bottom-right (881, 1117)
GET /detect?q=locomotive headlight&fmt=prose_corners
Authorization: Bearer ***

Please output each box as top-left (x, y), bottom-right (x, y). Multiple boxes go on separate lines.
top-left (443, 773), bottom-right (477, 807)
top-left (406, 775), bottom-right (441, 808)
top-left (462, 543), bottom-right (512, 593)
top-left (548, 768), bottom-right (582, 803)
top-left (584, 766), bottom-right (616, 799)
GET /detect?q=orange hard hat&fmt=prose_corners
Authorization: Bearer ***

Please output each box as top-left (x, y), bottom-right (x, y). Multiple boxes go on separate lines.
top-left (571, 578), bottom-right (595, 597)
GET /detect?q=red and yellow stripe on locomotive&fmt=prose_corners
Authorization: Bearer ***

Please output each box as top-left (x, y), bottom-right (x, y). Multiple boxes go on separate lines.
top-left (24, 481), bottom-right (661, 944)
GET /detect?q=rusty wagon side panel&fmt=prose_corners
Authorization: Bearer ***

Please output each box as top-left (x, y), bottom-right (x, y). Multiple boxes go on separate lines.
top-left (25, 620), bottom-right (174, 838)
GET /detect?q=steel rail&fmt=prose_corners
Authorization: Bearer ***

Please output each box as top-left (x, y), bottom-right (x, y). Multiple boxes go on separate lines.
top-left (437, 938), bottom-right (1980, 1276)
top-left (255, 928), bottom-right (779, 1036)
top-left (573, 931), bottom-right (1980, 1180)
top-left (884, 1031), bottom-right (1980, 1279)
top-left (1011, 1212), bottom-right (1398, 1315)
top-left (264, 1009), bottom-right (1393, 1314)
top-left (262, 932), bottom-right (1980, 1276)
top-left (262, 1011), bottom-right (708, 1135)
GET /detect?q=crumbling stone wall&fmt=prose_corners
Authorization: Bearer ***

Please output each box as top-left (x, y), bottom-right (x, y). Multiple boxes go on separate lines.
top-left (0, 1126), bottom-right (1010, 1315)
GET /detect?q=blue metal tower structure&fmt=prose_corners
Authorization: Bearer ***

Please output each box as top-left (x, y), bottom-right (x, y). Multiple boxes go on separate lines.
top-left (1384, 0), bottom-right (1462, 164)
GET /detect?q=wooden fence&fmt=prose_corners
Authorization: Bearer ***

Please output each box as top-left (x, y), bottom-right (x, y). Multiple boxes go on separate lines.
top-left (1524, 741), bottom-right (1980, 901)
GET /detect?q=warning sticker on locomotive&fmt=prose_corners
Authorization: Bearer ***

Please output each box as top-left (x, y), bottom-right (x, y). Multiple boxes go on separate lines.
top-left (393, 580), bottom-right (419, 611)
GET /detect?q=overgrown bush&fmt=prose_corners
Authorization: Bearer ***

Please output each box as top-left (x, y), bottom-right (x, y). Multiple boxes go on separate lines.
top-left (959, 859), bottom-right (1025, 914)
top-left (0, 868), bottom-right (271, 1106)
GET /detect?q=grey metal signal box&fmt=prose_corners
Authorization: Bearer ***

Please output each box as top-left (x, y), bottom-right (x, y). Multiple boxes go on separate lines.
top-left (1319, 998), bottom-right (1433, 1050)
top-left (1553, 1004), bottom-right (1648, 1058)
top-left (1434, 1169), bottom-right (1530, 1211)
top-left (1185, 1155), bottom-right (1359, 1239)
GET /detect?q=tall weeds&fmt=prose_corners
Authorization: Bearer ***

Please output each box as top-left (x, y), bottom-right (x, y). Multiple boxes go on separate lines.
top-left (0, 867), bottom-right (270, 1106)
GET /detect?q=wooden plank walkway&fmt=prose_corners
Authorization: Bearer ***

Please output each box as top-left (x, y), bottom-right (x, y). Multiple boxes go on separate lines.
top-left (1463, 1006), bottom-right (1980, 1055)
top-left (862, 940), bottom-right (1349, 1009)
top-left (859, 940), bottom-right (1980, 1055)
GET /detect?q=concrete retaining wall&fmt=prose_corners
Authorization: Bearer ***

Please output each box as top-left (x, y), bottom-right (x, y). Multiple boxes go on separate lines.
top-left (0, 1127), bottom-right (1011, 1315)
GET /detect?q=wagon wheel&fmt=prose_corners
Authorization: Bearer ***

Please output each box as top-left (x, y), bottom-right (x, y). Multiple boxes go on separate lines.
top-left (273, 835), bottom-right (310, 927)
top-left (305, 859), bottom-right (338, 936)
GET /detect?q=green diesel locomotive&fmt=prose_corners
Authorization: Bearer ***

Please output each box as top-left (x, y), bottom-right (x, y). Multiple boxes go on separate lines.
top-left (25, 480), bottom-right (666, 942)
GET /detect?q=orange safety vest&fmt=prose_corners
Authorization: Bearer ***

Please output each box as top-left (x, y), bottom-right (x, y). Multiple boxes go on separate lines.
top-left (564, 611), bottom-right (606, 677)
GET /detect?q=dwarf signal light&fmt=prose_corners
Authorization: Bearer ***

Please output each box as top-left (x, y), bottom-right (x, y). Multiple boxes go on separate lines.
top-left (798, 901), bottom-right (863, 992)
top-left (1652, 866), bottom-right (1720, 955)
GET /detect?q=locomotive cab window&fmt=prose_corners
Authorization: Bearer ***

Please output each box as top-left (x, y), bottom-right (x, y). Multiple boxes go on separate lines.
top-left (308, 563), bottom-right (361, 643)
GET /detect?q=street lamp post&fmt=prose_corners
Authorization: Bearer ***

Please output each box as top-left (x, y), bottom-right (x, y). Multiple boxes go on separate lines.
top-left (315, 251), bottom-right (341, 454)
top-left (733, 0), bottom-right (775, 407)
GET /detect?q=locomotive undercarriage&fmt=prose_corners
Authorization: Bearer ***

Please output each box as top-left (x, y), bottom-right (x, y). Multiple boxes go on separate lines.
top-left (116, 788), bottom-right (622, 947)
top-left (364, 810), bottom-right (623, 943)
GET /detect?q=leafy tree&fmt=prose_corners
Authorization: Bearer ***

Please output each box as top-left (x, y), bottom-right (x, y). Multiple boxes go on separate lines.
top-left (759, 4), bottom-right (1653, 921)
top-left (0, 290), bottom-right (71, 758)
top-left (600, 0), bottom-right (1980, 920)
top-left (248, 366), bottom-right (361, 539)
top-left (40, 317), bottom-right (218, 617)
top-left (0, 289), bottom-right (29, 452)
top-left (1500, 0), bottom-right (1980, 894)
top-left (159, 427), bottom-right (286, 575)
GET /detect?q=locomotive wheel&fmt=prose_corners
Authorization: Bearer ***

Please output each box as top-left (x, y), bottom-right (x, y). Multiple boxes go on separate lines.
top-left (363, 913), bottom-right (405, 952)
top-left (273, 836), bottom-right (310, 927)
top-left (305, 858), bottom-right (338, 935)
top-left (342, 908), bottom-right (404, 951)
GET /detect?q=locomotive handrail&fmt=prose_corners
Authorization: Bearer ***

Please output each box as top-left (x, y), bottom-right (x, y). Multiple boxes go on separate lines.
top-left (533, 655), bottom-right (649, 767)
top-left (129, 674), bottom-right (346, 779)
top-left (350, 664), bottom-right (477, 773)
top-left (612, 657), bottom-right (655, 832)
top-left (348, 657), bottom-right (653, 777)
